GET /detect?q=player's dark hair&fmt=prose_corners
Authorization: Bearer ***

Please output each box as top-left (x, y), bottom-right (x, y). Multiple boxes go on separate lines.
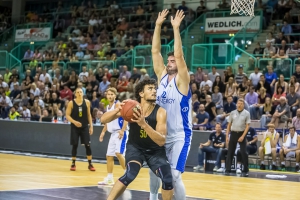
top-left (135, 79), bottom-right (157, 103)
top-left (167, 51), bottom-right (174, 57)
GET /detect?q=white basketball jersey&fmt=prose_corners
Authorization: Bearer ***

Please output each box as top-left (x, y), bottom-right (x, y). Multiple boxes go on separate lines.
top-left (106, 101), bottom-right (129, 133)
top-left (156, 74), bottom-right (193, 143)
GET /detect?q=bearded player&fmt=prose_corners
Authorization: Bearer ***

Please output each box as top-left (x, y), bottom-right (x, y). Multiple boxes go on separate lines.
top-left (149, 9), bottom-right (192, 200)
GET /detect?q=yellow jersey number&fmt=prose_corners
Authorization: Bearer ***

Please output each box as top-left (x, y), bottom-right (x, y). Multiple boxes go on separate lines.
top-left (140, 129), bottom-right (148, 138)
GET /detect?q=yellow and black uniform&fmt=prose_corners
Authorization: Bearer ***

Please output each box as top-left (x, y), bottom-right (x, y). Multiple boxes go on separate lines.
top-left (125, 104), bottom-right (169, 172)
top-left (70, 99), bottom-right (90, 145)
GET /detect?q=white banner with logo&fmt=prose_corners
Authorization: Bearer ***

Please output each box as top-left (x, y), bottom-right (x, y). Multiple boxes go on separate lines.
top-left (15, 28), bottom-right (51, 42)
top-left (205, 16), bottom-right (260, 33)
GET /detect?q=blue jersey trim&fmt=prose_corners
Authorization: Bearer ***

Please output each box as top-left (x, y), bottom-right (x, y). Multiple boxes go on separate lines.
top-left (120, 131), bottom-right (127, 154)
top-left (118, 117), bottom-right (124, 129)
top-left (176, 96), bottom-right (192, 172)
top-left (173, 76), bottom-right (192, 98)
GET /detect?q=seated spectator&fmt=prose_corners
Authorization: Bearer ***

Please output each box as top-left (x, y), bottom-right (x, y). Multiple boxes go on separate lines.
top-left (40, 109), bottom-right (51, 122)
top-left (212, 75), bottom-right (225, 94)
top-left (287, 41), bottom-right (300, 59)
top-left (266, 32), bottom-right (275, 45)
top-left (208, 67), bottom-right (219, 82)
top-left (30, 83), bottom-right (40, 97)
top-left (0, 92), bottom-right (12, 118)
top-left (274, 74), bottom-right (288, 94)
top-left (265, 66), bottom-right (277, 91)
top-left (23, 49), bottom-right (34, 61)
top-left (60, 85), bottom-right (73, 101)
top-left (249, 44), bottom-right (264, 68)
top-left (279, 126), bottom-right (300, 171)
top-left (118, 65), bottom-right (131, 80)
top-left (259, 123), bottom-right (280, 170)
top-left (195, 67), bottom-right (205, 84)
top-left (9, 106), bottom-right (20, 120)
top-left (205, 95), bottom-right (216, 123)
top-left (225, 77), bottom-right (237, 103)
top-left (160, 25), bottom-right (173, 44)
top-left (235, 65), bottom-right (247, 85)
top-left (39, 69), bottom-right (52, 83)
top-left (117, 18), bottom-right (128, 31)
top-left (224, 66), bottom-right (235, 84)
top-left (260, 97), bottom-right (276, 128)
top-left (193, 104), bottom-right (209, 129)
top-left (200, 75), bottom-right (213, 91)
top-left (193, 123), bottom-right (225, 171)
top-left (30, 109), bottom-right (40, 121)
top-left (196, 0), bottom-right (207, 16)
top-left (218, 0), bottom-right (230, 9)
top-left (237, 75), bottom-right (249, 99)
top-left (178, 1), bottom-right (188, 12)
top-left (272, 86), bottom-right (286, 110)
top-left (10, 83), bottom-right (21, 104)
top-left (75, 48), bottom-right (84, 59)
top-left (4, 68), bottom-right (11, 83)
top-left (291, 109), bottom-right (300, 130)
top-left (216, 96), bottom-right (236, 128)
top-left (246, 86), bottom-right (259, 119)
top-left (99, 76), bottom-right (110, 96)
top-left (270, 96), bottom-right (290, 127)
top-left (281, 20), bottom-right (292, 43)
top-left (212, 86), bottom-right (223, 109)
top-left (192, 93), bottom-right (200, 113)
top-left (287, 85), bottom-right (299, 117)
top-left (217, 127), bottom-right (258, 173)
top-left (117, 76), bottom-right (129, 100)
top-left (275, 32), bottom-right (286, 45)
top-left (256, 74), bottom-right (272, 96)
top-left (249, 67), bottom-right (262, 88)
top-left (263, 42), bottom-right (276, 58)
top-left (22, 104), bottom-right (31, 121)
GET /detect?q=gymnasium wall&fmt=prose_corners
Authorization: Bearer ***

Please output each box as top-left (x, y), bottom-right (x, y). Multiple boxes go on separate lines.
top-left (0, 120), bottom-right (211, 168)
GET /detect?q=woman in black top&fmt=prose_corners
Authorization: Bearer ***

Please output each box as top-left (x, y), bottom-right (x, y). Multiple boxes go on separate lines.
top-left (237, 76), bottom-right (249, 98)
top-left (85, 83), bottom-right (93, 101)
top-left (204, 95), bottom-right (216, 122)
top-left (224, 66), bottom-right (234, 84)
top-left (95, 68), bottom-right (104, 83)
top-left (44, 92), bottom-right (51, 111)
top-left (60, 70), bottom-right (70, 90)
top-left (212, 75), bottom-right (225, 94)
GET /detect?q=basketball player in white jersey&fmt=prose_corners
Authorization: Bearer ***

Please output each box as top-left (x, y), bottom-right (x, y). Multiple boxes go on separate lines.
top-left (98, 87), bottom-right (128, 185)
top-left (149, 9), bottom-right (192, 200)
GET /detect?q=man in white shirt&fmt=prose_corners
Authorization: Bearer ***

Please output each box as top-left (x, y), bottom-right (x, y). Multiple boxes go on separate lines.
top-left (22, 104), bottom-right (31, 121)
top-left (0, 77), bottom-right (8, 88)
top-left (39, 69), bottom-right (52, 83)
top-left (249, 67), bottom-right (262, 87)
top-left (200, 75), bottom-right (213, 91)
top-left (79, 66), bottom-right (89, 82)
top-left (208, 66), bottom-right (220, 82)
top-left (0, 92), bottom-right (13, 118)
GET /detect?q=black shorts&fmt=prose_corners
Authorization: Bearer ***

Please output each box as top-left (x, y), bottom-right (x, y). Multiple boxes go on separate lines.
top-left (70, 126), bottom-right (90, 145)
top-left (125, 143), bottom-right (170, 173)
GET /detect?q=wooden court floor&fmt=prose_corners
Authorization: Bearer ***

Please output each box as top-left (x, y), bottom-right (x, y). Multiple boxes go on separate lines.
top-left (1, 154), bottom-right (300, 200)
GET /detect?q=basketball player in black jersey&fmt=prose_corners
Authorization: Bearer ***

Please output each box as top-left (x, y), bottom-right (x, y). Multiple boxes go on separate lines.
top-left (101, 79), bottom-right (173, 200)
top-left (66, 87), bottom-right (95, 171)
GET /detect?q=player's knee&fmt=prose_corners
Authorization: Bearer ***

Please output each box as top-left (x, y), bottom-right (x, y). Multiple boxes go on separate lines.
top-left (84, 144), bottom-right (92, 155)
top-left (171, 169), bottom-right (182, 182)
top-left (119, 162), bottom-right (140, 186)
top-left (156, 165), bottom-right (173, 190)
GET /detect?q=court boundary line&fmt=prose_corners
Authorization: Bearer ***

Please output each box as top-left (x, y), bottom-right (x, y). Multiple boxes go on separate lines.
top-left (0, 185), bottom-right (214, 200)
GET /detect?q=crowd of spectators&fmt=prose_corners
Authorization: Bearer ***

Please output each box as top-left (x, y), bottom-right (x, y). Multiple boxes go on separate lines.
top-left (0, 7), bottom-right (12, 33)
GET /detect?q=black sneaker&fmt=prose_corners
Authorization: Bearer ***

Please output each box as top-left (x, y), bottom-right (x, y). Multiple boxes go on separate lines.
top-left (295, 165), bottom-right (299, 172)
top-left (260, 164), bottom-right (265, 170)
top-left (272, 165), bottom-right (277, 171)
top-left (281, 165), bottom-right (286, 171)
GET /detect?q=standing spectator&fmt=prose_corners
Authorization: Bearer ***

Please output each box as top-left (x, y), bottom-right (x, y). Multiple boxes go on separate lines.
top-left (286, 85), bottom-right (299, 117)
top-left (208, 67), bottom-right (220, 82)
top-left (193, 123), bottom-right (225, 171)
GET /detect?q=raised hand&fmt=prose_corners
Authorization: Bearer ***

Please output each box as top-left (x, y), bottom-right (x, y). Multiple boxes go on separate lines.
top-left (171, 10), bottom-right (185, 28)
top-left (156, 9), bottom-right (169, 26)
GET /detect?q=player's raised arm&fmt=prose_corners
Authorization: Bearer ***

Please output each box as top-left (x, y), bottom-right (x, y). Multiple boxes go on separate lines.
top-left (100, 102), bottom-right (122, 124)
top-left (152, 9), bottom-right (169, 81)
top-left (171, 10), bottom-right (190, 95)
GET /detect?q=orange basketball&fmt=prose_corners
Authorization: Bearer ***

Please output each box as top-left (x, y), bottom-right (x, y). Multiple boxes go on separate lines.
top-left (120, 100), bottom-right (141, 123)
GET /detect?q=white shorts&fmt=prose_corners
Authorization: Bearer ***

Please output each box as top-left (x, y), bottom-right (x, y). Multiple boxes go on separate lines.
top-left (106, 131), bottom-right (128, 156)
top-left (165, 139), bottom-right (191, 173)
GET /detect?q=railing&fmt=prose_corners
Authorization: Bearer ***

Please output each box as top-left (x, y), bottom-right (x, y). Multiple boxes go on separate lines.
top-left (235, 46), bottom-right (258, 70)
top-left (115, 49), bottom-right (133, 70)
top-left (15, 22), bottom-right (53, 30)
top-left (0, 50), bottom-right (9, 69)
top-left (8, 53), bottom-right (22, 73)
top-left (258, 58), bottom-right (293, 78)
top-left (191, 43), bottom-right (234, 72)
top-left (0, 26), bottom-right (15, 45)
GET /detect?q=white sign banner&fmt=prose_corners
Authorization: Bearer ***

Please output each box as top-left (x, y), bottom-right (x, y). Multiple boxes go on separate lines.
top-left (15, 28), bottom-right (51, 42)
top-left (205, 16), bottom-right (261, 33)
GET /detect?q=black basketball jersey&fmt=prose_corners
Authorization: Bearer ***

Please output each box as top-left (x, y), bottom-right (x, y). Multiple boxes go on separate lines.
top-left (71, 99), bottom-right (89, 128)
top-left (128, 104), bottom-right (164, 150)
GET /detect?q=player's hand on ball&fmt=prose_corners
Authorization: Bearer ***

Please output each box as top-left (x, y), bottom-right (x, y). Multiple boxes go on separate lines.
top-left (118, 130), bottom-right (124, 139)
top-left (156, 9), bottom-right (169, 25)
top-left (89, 126), bottom-right (93, 135)
top-left (74, 121), bottom-right (82, 127)
top-left (131, 106), bottom-right (145, 126)
top-left (171, 10), bottom-right (185, 28)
